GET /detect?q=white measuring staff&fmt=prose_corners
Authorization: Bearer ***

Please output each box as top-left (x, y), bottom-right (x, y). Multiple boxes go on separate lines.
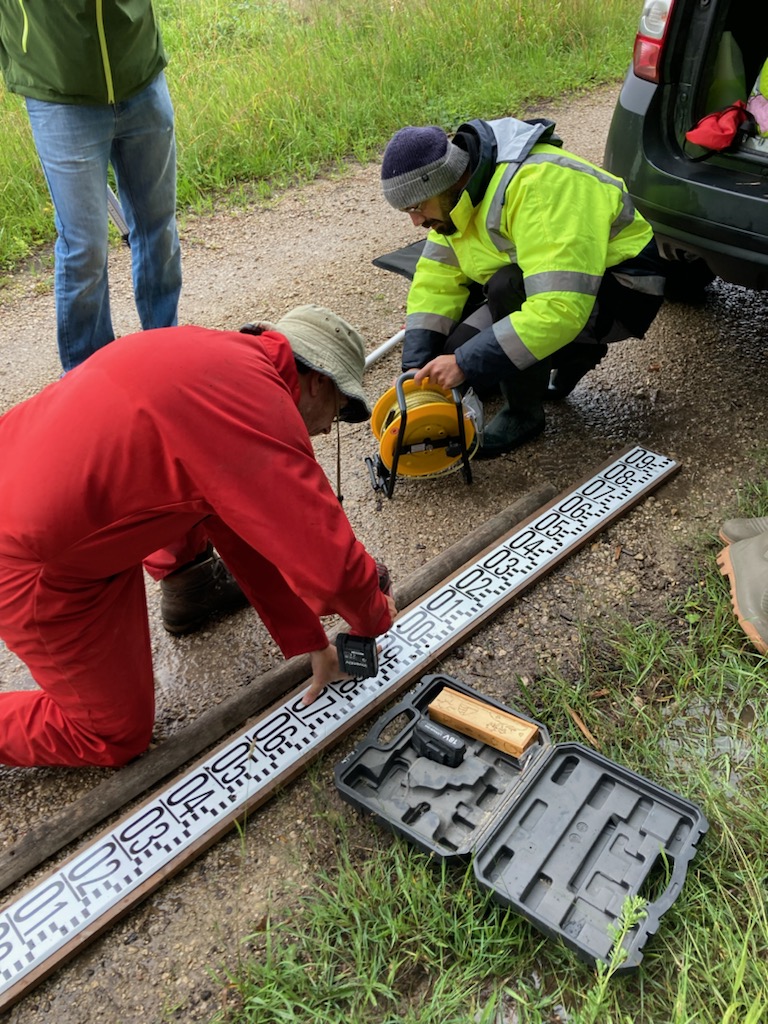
top-left (0, 445), bottom-right (679, 1003)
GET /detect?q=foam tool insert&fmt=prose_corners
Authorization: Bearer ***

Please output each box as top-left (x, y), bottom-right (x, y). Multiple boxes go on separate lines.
top-left (335, 673), bottom-right (709, 969)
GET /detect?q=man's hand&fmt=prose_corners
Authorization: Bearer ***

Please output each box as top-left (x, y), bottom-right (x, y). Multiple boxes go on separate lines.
top-left (301, 564), bottom-right (397, 707)
top-left (414, 355), bottom-right (465, 390)
top-left (301, 593), bottom-right (397, 707)
top-left (301, 643), bottom-right (350, 707)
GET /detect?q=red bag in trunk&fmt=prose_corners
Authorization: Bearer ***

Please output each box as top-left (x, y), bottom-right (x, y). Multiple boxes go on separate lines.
top-left (685, 100), bottom-right (752, 150)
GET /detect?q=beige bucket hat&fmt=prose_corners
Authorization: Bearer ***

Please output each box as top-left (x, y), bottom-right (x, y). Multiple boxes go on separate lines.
top-left (244, 305), bottom-right (371, 422)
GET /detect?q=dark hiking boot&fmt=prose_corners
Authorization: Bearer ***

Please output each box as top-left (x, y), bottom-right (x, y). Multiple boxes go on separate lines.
top-left (719, 516), bottom-right (768, 545)
top-left (716, 535), bottom-right (768, 656)
top-left (160, 548), bottom-right (249, 635)
top-left (476, 404), bottom-right (545, 459)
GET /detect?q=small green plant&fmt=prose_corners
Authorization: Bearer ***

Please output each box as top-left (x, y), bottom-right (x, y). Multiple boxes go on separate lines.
top-left (569, 895), bottom-right (648, 1024)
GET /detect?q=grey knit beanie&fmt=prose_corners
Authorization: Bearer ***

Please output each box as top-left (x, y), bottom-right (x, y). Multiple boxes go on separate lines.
top-left (273, 305), bottom-right (371, 422)
top-left (381, 126), bottom-right (470, 210)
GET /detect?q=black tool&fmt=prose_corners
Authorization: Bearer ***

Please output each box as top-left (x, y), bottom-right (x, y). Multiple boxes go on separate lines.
top-left (412, 717), bottom-right (466, 767)
top-left (336, 633), bottom-right (379, 678)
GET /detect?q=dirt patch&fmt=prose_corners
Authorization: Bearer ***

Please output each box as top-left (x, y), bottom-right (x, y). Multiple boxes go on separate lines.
top-left (0, 83), bottom-right (766, 1023)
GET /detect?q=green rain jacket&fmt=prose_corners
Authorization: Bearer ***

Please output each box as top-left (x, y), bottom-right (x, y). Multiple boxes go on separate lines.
top-left (0, 0), bottom-right (166, 104)
top-left (403, 117), bottom-right (662, 387)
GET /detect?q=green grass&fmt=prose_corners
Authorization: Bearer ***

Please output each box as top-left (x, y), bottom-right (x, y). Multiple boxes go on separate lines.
top-left (0, 0), bottom-right (640, 271)
top-left (206, 478), bottom-right (768, 1024)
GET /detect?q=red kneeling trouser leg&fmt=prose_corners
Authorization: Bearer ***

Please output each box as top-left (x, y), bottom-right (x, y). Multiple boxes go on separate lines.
top-left (0, 562), bottom-right (155, 767)
top-left (142, 522), bottom-right (210, 581)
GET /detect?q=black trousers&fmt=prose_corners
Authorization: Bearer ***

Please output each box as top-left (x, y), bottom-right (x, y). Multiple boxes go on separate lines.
top-left (443, 250), bottom-right (664, 404)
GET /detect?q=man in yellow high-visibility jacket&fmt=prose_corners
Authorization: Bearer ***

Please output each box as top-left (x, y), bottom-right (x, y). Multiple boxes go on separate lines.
top-left (381, 118), bottom-right (667, 457)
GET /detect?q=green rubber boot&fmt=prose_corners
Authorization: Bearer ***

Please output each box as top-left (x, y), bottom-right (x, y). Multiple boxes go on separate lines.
top-left (476, 404), bottom-right (545, 458)
top-left (476, 369), bottom-right (547, 459)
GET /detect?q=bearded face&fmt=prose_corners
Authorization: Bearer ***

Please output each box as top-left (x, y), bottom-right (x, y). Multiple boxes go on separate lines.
top-left (422, 184), bottom-right (464, 235)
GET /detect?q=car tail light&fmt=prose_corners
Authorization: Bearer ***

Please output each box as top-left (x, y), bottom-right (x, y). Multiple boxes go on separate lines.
top-left (632, 0), bottom-right (675, 84)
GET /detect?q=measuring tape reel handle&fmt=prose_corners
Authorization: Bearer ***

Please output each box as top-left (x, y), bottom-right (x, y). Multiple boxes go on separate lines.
top-left (367, 371), bottom-right (480, 498)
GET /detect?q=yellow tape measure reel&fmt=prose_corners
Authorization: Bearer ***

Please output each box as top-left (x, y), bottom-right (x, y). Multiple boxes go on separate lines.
top-left (367, 372), bottom-right (479, 497)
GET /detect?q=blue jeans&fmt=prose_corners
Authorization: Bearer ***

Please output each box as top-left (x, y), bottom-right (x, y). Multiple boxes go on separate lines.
top-left (26, 72), bottom-right (182, 371)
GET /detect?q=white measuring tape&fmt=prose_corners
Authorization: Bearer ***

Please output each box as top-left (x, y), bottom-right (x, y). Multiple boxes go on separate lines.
top-left (0, 445), bottom-right (678, 1002)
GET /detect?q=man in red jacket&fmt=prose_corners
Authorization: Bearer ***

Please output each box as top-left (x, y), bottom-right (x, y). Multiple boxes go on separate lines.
top-left (0, 305), bottom-right (396, 768)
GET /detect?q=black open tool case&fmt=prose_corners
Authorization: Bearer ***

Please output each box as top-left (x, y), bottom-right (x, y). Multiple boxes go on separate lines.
top-left (334, 674), bottom-right (709, 970)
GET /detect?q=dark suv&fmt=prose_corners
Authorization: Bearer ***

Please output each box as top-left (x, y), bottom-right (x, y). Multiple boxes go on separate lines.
top-left (603, 0), bottom-right (768, 294)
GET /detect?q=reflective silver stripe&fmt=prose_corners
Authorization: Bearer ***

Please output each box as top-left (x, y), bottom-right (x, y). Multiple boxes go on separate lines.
top-left (525, 150), bottom-right (624, 186)
top-left (486, 163), bottom-right (521, 256)
top-left (421, 239), bottom-right (461, 267)
top-left (608, 194), bottom-right (637, 238)
top-left (406, 311), bottom-right (456, 335)
top-left (524, 269), bottom-right (602, 297)
top-left (612, 271), bottom-right (666, 296)
top-left (492, 317), bottom-right (537, 370)
top-left (523, 152), bottom-right (637, 239)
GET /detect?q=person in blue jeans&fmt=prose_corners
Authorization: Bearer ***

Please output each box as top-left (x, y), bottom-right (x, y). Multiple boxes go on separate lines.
top-left (0, 1), bottom-right (182, 372)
